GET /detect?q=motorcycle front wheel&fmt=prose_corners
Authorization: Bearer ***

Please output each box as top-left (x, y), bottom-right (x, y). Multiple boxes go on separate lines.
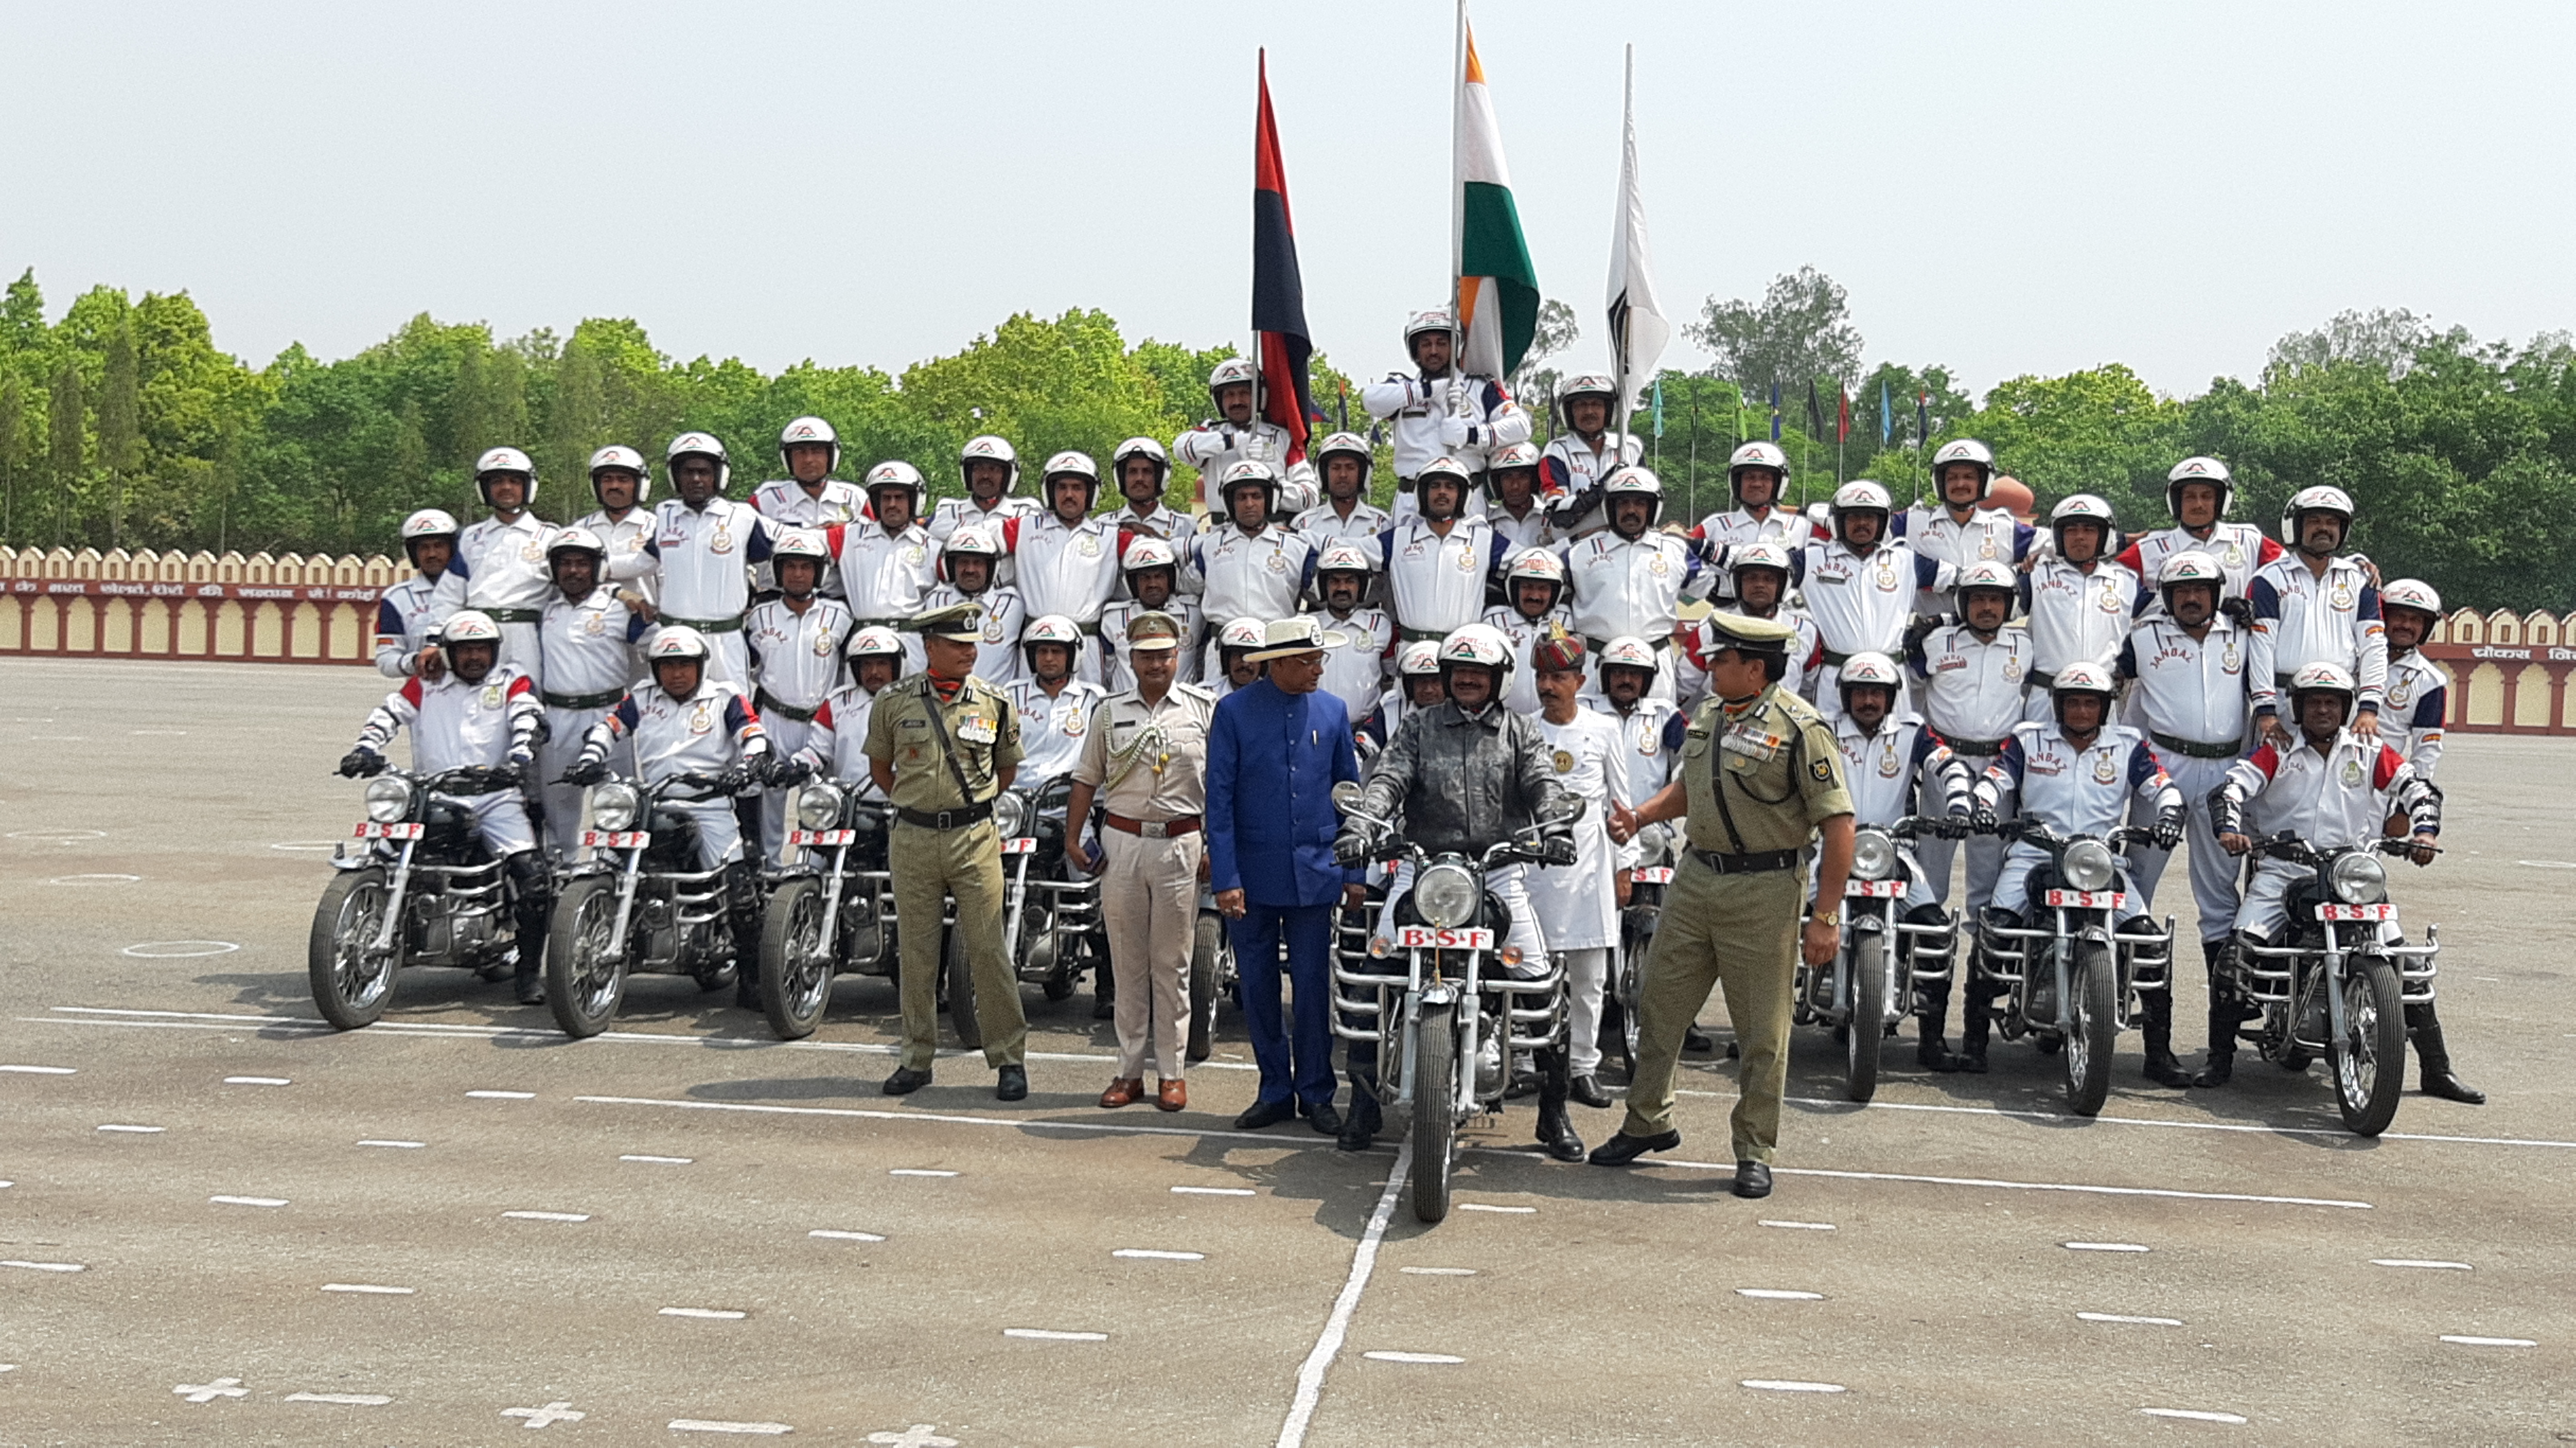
top-left (1411, 1000), bottom-right (1458, 1224)
top-left (2332, 954), bottom-right (2406, 1136)
top-left (759, 878), bottom-right (833, 1041)
top-left (946, 925), bottom-right (984, 1051)
top-left (1616, 936), bottom-right (1648, 1076)
top-left (309, 868), bottom-right (397, 1031)
top-left (545, 877), bottom-right (629, 1039)
top-left (2064, 940), bottom-right (2116, 1116)
top-left (1187, 915), bottom-right (1223, 1063)
top-left (1844, 934), bottom-right (1887, 1104)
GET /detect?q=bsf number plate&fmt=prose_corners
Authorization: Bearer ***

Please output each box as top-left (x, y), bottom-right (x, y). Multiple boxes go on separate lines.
top-left (2045, 888), bottom-right (2125, 909)
top-left (790, 829), bottom-right (855, 846)
top-left (1845, 879), bottom-right (1905, 897)
top-left (1002, 837), bottom-right (1037, 855)
top-left (1394, 925), bottom-right (1495, 950)
top-left (352, 822), bottom-right (423, 840)
top-left (1631, 867), bottom-right (1675, 884)
top-left (2318, 902), bottom-right (2397, 921)
top-left (582, 830), bottom-right (649, 849)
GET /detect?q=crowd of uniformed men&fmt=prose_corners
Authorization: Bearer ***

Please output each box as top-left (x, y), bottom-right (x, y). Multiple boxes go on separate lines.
top-left (339, 307), bottom-right (2481, 1199)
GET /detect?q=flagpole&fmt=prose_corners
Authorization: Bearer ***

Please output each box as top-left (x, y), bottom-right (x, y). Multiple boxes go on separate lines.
top-left (1450, 0), bottom-right (1469, 325)
top-left (1609, 43), bottom-right (1635, 478)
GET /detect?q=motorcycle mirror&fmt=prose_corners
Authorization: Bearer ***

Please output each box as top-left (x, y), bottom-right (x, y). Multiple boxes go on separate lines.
top-left (1331, 781), bottom-right (1366, 814)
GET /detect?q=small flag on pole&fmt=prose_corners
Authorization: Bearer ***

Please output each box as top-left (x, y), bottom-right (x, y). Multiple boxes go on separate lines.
top-left (1455, 10), bottom-right (1540, 377)
top-left (1917, 388), bottom-right (1931, 448)
top-left (1837, 386), bottom-right (1850, 444)
top-left (1805, 379), bottom-right (1825, 440)
top-left (1880, 378), bottom-right (1892, 446)
top-left (1604, 43), bottom-right (1668, 444)
top-left (1770, 382), bottom-right (1782, 442)
top-left (1650, 375), bottom-right (1665, 438)
top-left (1252, 50), bottom-right (1314, 463)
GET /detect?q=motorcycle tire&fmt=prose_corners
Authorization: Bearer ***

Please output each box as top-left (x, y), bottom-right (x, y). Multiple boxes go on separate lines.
top-left (2332, 954), bottom-right (2406, 1136)
top-left (1411, 1000), bottom-right (1458, 1225)
top-left (309, 867), bottom-right (398, 1031)
top-left (1844, 934), bottom-right (1887, 1105)
top-left (946, 925), bottom-right (983, 1052)
top-left (1616, 937), bottom-right (1648, 1076)
top-left (545, 877), bottom-right (628, 1039)
top-left (2064, 940), bottom-right (2116, 1116)
top-left (1187, 915), bottom-right (1222, 1063)
top-left (759, 878), bottom-right (833, 1041)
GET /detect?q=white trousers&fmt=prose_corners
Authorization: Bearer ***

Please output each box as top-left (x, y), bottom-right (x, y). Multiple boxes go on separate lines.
top-left (756, 714), bottom-right (823, 864)
top-left (1561, 945), bottom-right (1611, 1075)
top-left (1102, 828), bottom-right (1202, 1081)
top-left (1916, 829), bottom-right (2005, 915)
top-left (1376, 859), bottom-right (1549, 975)
top-left (2128, 750), bottom-right (2240, 942)
top-left (540, 704), bottom-right (616, 858)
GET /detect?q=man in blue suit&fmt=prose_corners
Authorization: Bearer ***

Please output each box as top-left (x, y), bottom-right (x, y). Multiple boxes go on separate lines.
top-left (1206, 616), bottom-right (1365, 1132)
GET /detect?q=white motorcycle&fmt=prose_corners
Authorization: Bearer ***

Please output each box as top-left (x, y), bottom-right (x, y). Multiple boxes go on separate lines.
top-left (1972, 821), bottom-right (2176, 1116)
top-left (1796, 816), bottom-right (1959, 1103)
top-left (309, 764), bottom-right (526, 1030)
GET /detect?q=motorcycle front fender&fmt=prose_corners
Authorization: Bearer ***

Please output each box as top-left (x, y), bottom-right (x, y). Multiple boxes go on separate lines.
top-left (1417, 980), bottom-right (1459, 1010)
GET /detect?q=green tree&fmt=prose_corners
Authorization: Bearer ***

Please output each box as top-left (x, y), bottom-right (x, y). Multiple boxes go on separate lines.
top-left (47, 362), bottom-right (84, 548)
top-left (97, 320), bottom-right (141, 548)
top-left (1687, 265), bottom-right (1864, 402)
top-left (0, 375), bottom-right (22, 541)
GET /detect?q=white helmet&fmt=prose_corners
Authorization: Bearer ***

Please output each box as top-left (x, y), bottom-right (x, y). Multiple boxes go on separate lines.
top-left (770, 527), bottom-right (831, 564)
top-left (1597, 635), bottom-right (1660, 675)
top-left (2281, 485), bottom-right (2355, 548)
top-left (1731, 539), bottom-right (1793, 580)
top-left (940, 521), bottom-right (1002, 585)
top-left (1021, 613), bottom-right (1084, 666)
top-left (1503, 548), bottom-right (1567, 609)
top-left (960, 434), bottom-right (1021, 494)
top-left (1727, 441), bottom-right (1791, 503)
top-left (845, 625), bottom-right (905, 662)
top-left (1314, 540), bottom-right (1376, 578)
top-left (1953, 557), bottom-right (2020, 609)
top-left (2049, 493), bottom-right (2119, 554)
top-left (2157, 549), bottom-right (2225, 587)
top-left (864, 460), bottom-right (927, 516)
top-left (1836, 650), bottom-right (1903, 698)
top-left (1604, 465), bottom-right (1665, 528)
top-left (647, 625), bottom-right (711, 664)
top-left (587, 444), bottom-right (651, 505)
top-left (1313, 430), bottom-right (1374, 487)
top-left (546, 525), bottom-right (606, 563)
top-left (1218, 617), bottom-right (1270, 654)
top-left (1829, 480), bottom-right (1893, 541)
top-left (777, 416), bottom-right (841, 475)
top-left (1217, 458), bottom-right (1279, 518)
top-left (2381, 578), bottom-right (2442, 618)
top-left (1437, 622), bottom-right (1515, 678)
top-left (1414, 455), bottom-right (1475, 513)
top-left (1404, 307), bottom-right (1459, 352)
top-left (2288, 660), bottom-right (2358, 722)
top-left (1110, 436), bottom-right (1170, 494)
top-left (1396, 639), bottom-right (1443, 677)
top-left (436, 608), bottom-right (502, 647)
top-left (1041, 450), bottom-right (1102, 507)
top-left (2165, 455), bottom-right (2234, 520)
top-left (400, 508), bottom-right (458, 561)
top-left (665, 432), bottom-right (731, 493)
top-left (2049, 659), bottom-right (2118, 700)
top-left (1120, 534), bottom-right (1180, 579)
top-left (1484, 440), bottom-right (1543, 480)
top-left (1930, 438), bottom-right (1997, 498)
top-left (1556, 373), bottom-right (1618, 429)
top-left (473, 446), bottom-right (537, 505)
top-left (1208, 357), bottom-right (1260, 407)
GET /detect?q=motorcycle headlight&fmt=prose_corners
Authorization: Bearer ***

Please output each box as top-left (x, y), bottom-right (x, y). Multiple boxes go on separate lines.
top-left (588, 781), bottom-right (640, 834)
top-left (993, 789), bottom-right (1031, 840)
top-left (1852, 829), bottom-right (1896, 881)
top-left (363, 776), bottom-right (416, 824)
top-left (795, 781), bottom-right (845, 832)
top-left (2331, 852), bottom-right (2387, 905)
top-left (2061, 839), bottom-right (2116, 893)
top-left (1414, 862), bottom-right (1479, 929)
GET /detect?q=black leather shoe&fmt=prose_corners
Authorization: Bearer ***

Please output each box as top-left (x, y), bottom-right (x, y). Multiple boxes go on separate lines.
top-left (2143, 1051), bottom-right (2194, 1088)
top-left (1916, 1035), bottom-right (1962, 1072)
top-left (995, 1065), bottom-right (1028, 1101)
top-left (2192, 1050), bottom-right (2234, 1089)
top-left (1587, 1129), bottom-right (1682, 1166)
top-left (1234, 1098), bottom-right (1296, 1131)
top-left (513, 967), bottom-right (546, 1006)
top-left (1092, 988), bottom-right (1115, 1021)
top-left (1732, 1160), bottom-right (1773, 1199)
top-left (1567, 1074), bottom-right (1614, 1109)
top-left (1337, 1116), bottom-right (1379, 1152)
top-left (1304, 1100), bottom-right (1343, 1136)
top-left (1957, 1041), bottom-right (1990, 1075)
top-left (882, 1067), bottom-right (932, 1096)
top-left (1683, 1026), bottom-right (1716, 1053)
top-left (1536, 1106), bottom-right (1585, 1162)
top-left (2421, 1070), bottom-right (2486, 1105)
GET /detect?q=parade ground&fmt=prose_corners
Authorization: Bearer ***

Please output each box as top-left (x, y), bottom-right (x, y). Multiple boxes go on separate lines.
top-left (2, 656), bottom-right (2570, 1447)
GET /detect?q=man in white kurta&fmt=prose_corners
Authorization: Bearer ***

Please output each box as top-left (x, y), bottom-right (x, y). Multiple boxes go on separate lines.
top-left (1527, 634), bottom-right (1633, 1108)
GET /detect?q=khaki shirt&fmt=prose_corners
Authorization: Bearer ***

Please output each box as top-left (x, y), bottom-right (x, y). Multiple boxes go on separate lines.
top-left (1679, 684), bottom-right (1852, 856)
top-left (863, 674), bottom-right (1023, 814)
top-left (1072, 683), bottom-right (1216, 821)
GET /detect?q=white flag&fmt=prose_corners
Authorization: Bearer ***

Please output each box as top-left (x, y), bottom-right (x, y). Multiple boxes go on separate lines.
top-left (1605, 45), bottom-right (1669, 401)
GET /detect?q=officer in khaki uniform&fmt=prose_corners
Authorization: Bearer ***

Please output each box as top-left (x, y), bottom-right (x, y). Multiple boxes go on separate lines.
top-left (1593, 611), bottom-right (1855, 1199)
top-left (865, 601), bottom-right (1030, 1099)
top-left (1063, 612), bottom-right (1215, 1112)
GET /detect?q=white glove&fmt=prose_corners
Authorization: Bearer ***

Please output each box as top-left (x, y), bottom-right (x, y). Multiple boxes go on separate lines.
top-left (1439, 415), bottom-right (1473, 448)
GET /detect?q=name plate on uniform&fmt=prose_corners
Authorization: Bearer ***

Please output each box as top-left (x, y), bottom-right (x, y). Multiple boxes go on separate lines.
top-left (583, 830), bottom-right (649, 849)
top-left (1845, 879), bottom-right (1905, 898)
top-left (1001, 837), bottom-right (1037, 855)
top-left (790, 829), bottom-right (855, 847)
top-left (352, 821), bottom-right (423, 840)
top-left (1630, 866), bottom-right (1675, 885)
top-left (1394, 925), bottom-right (1494, 951)
top-left (2317, 902), bottom-right (2396, 921)
top-left (2044, 888), bottom-right (2126, 910)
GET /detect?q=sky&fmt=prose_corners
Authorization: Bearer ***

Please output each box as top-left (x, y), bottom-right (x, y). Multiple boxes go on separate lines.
top-left (5, 0), bottom-right (2572, 402)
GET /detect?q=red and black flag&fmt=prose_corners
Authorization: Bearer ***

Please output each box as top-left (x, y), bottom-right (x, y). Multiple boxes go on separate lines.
top-left (1253, 50), bottom-right (1314, 464)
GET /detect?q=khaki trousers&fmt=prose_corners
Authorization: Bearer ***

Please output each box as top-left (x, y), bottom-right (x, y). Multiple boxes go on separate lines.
top-left (1621, 860), bottom-right (1804, 1163)
top-left (1101, 828), bottom-right (1202, 1081)
top-left (891, 818), bottom-right (1026, 1071)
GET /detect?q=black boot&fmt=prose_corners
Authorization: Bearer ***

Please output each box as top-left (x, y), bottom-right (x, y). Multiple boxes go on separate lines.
top-left (503, 852), bottom-right (551, 1005)
top-left (1957, 975), bottom-right (1992, 1074)
top-left (2193, 938), bottom-right (2242, 1088)
top-left (724, 861), bottom-right (764, 1009)
top-left (1533, 1047), bottom-right (1584, 1162)
top-left (1915, 979), bottom-right (1962, 1072)
top-left (1092, 963), bottom-right (1116, 1020)
top-left (2139, 986), bottom-right (2190, 1087)
top-left (2407, 1002), bottom-right (2485, 1105)
top-left (1683, 1024), bottom-right (1716, 1053)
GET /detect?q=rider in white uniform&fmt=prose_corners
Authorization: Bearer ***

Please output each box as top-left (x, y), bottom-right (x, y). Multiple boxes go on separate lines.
top-left (925, 435), bottom-right (1043, 576)
top-left (1188, 460), bottom-right (1316, 684)
top-left (1904, 559), bottom-right (2031, 937)
top-left (1893, 438), bottom-right (2032, 618)
top-left (1361, 308), bottom-right (1530, 521)
top-left (1006, 615), bottom-right (1109, 793)
top-left (2249, 485), bottom-right (2386, 745)
top-left (1689, 442), bottom-right (1814, 607)
top-left (1537, 373), bottom-right (1641, 541)
top-left (745, 530), bottom-right (856, 861)
top-left (1375, 456), bottom-right (1514, 651)
top-left (1102, 437), bottom-right (1200, 593)
top-left (377, 508), bottom-right (457, 679)
top-left (1101, 537), bottom-right (1203, 692)
top-left (640, 433), bottom-right (771, 689)
top-left (1480, 441), bottom-right (1555, 552)
top-left (916, 522), bottom-right (1023, 687)
top-left (431, 447), bottom-right (556, 689)
top-left (1304, 541), bottom-right (1395, 726)
top-left (1291, 431), bottom-right (1391, 551)
top-left (1676, 541), bottom-right (1820, 708)
top-left (1783, 481), bottom-right (1955, 723)
top-left (574, 446), bottom-right (660, 610)
top-left (2114, 456), bottom-right (2282, 616)
top-left (1481, 549), bottom-right (1575, 717)
top-left (1559, 466), bottom-right (1705, 704)
top-left (748, 417), bottom-right (866, 599)
top-left (2021, 493), bottom-right (2143, 712)
top-left (534, 528), bottom-right (651, 857)
top-left (1172, 357), bottom-right (1317, 517)
top-left (1002, 452), bottom-right (1124, 685)
top-left (794, 627), bottom-right (908, 803)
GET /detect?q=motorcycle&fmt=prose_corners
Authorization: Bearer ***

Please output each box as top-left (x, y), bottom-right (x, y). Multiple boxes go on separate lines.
top-left (943, 776), bottom-right (1107, 1049)
top-left (543, 771), bottom-right (749, 1038)
top-left (755, 782), bottom-right (899, 1040)
top-left (1971, 821), bottom-right (2175, 1116)
top-left (1328, 780), bottom-right (1576, 1225)
top-left (1187, 881), bottom-right (1240, 1063)
top-left (2226, 832), bottom-right (2440, 1136)
top-left (309, 764), bottom-right (526, 1031)
top-left (1609, 822), bottom-right (1676, 1076)
top-left (1796, 816), bottom-right (1959, 1103)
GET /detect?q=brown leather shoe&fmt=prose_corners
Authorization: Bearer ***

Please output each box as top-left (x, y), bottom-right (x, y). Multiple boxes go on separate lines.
top-left (1099, 1077), bottom-right (1146, 1109)
top-left (1155, 1079), bottom-right (1187, 1112)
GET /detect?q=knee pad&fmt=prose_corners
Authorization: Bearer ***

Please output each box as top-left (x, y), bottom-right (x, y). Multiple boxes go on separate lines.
top-left (1900, 902), bottom-right (1950, 928)
top-left (1977, 905), bottom-right (2023, 936)
top-left (722, 860), bottom-right (760, 916)
top-left (502, 850), bottom-right (552, 923)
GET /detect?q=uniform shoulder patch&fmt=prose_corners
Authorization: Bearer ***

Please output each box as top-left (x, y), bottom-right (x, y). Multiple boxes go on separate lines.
top-left (1809, 754), bottom-right (1835, 783)
top-left (1770, 690), bottom-right (1824, 725)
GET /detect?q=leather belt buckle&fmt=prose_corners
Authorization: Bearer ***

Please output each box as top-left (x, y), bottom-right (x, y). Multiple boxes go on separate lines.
top-left (1139, 819), bottom-right (1170, 839)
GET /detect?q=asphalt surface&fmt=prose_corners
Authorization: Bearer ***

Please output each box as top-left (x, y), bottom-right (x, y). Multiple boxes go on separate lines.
top-left (2, 656), bottom-right (2571, 1447)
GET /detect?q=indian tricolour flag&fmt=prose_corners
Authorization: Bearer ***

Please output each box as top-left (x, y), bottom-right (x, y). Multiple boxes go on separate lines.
top-left (1454, 12), bottom-right (1538, 379)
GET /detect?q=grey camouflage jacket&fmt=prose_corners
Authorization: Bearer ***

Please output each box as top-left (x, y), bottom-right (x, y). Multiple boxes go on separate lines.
top-left (1352, 701), bottom-right (1570, 857)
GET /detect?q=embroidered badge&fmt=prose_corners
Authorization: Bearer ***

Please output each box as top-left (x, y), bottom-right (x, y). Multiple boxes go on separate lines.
top-left (1808, 755), bottom-right (1835, 783)
top-left (2329, 580), bottom-right (2354, 610)
top-left (689, 703), bottom-right (713, 736)
top-left (1553, 749), bottom-right (1575, 774)
top-left (2093, 751), bottom-right (2119, 785)
top-left (1077, 535), bottom-right (1100, 558)
top-left (481, 684), bottom-right (503, 708)
top-left (710, 528), bottom-right (735, 556)
top-left (1878, 744), bottom-right (1901, 779)
top-left (813, 629), bottom-right (835, 658)
top-left (520, 541), bottom-right (543, 563)
top-left (584, 613), bottom-right (604, 636)
top-left (904, 544), bottom-right (926, 567)
top-left (2342, 757), bottom-right (2364, 787)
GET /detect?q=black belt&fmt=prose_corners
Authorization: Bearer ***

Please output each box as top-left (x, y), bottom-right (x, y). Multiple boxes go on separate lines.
top-left (2028, 668), bottom-right (2055, 691)
top-left (897, 801), bottom-right (994, 830)
top-left (755, 689), bottom-right (820, 724)
top-left (1687, 846), bottom-right (1801, 875)
top-left (1399, 625), bottom-right (1454, 644)
top-left (659, 613), bottom-right (745, 634)
top-left (541, 687), bottom-right (625, 710)
top-left (1820, 647), bottom-right (1853, 668)
top-left (1585, 634), bottom-right (1671, 654)
top-left (481, 607), bottom-right (542, 624)
top-left (2152, 730), bottom-right (2243, 759)
top-left (1944, 736), bottom-right (2008, 757)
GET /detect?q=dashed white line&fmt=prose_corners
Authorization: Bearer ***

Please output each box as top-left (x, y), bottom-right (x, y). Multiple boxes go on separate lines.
top-left (2065, 1242), bottom-right (2152, 1253)
top-left (97, 1123), bottom-right (166, 1134)
top-left (621, 1155), bottom-right (692, 1165)
top-left (122, 940), bottom-right (239, 959)
top-left (1112, 1249), bottom-right (1204, 1261)
top-left (210, 1196), bottom-right (288, 1208)
top-left (320, 1283), bottom-right (413, 1295)
top-left (2080, 1312), bottom-right (2183, 1326)
top-left (468, 1090), bottom-right (536, 1100)
top-left (808, 1230), bottom-right (886, 1242)
top-left (1759, 1219), bottom-right (1836, 1231)
top-left (1398, 1267), bottom-right (1476, 1277)
top-left (2440, 1334), bottom-right (2537, 1347)
top-left (1003, 1328), bottom-right (1107, 1341)
top-left (889, 1168), bottom-right (957, 1177)
top-left (661, 1307), bottom-right (747, 1320)
top-left (669, 1421), bottom-right (792, 1436)
top-left (1742, 1379), bottom-right (1846, 1393)
top-left (173, 1378), bottom-right (247, 1402)
top-left (1173, 1185), bottom-right (1254, 1196)
top-left (223, 1076), bottom-right (290, 1086)
top-left (503, 1211), bottom-right (591, 1223)
top-left (1735, 1288), bottom-right (1824, 1300)
top-left (0, 1064), bottom-right (75, 1075)
top-left (2140, 1408), bottom-right (2246, 1424)
top-left (2374, 1258), bottom-right (2472, 1271)
top-left (1455, 1203), bottom-right (1535, 1214)
top-left (1362, 1351), bottom-right (1463, 1364)
top-left (357, 1139), bottom-right (424, 1149)
top-left (2, 1260), bottom-right (85, 1272)
top-left (1275, 1140), bottom-right (1411, 1448)
top-left (287, 1392), bottom-right (392, 1406)
top-left (503, 1401), bottom-right (586, 1428)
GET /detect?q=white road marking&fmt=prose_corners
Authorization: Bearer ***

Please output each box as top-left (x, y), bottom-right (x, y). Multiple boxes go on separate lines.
top-left (122, 940), bottom-right (240, 959)
top-left (2, 1260), bottom-right (84, 1272)
top-left (1741, 1379), bottom-right (1846, 1393)
top-left (1003, 1328), bottom-right (1108, 1341)
top-left (320, 1283), bottom-right (413, 1295)
top-left (97, 1124), bottom-right (166, 1133)
top-left (268, 841), bottom-right (342, 852)
top-left (1275, 1140), bottom-right (1410, 1448)
top-left (468, 1090), bottom-right (536, 1100)
top-left (1688, 1158), bottom-right (2373, 1211)
top-left (286, 1392), bottom-right (392, 1405)
top-left (2440, 1335), bottom-right (2536, 1347)
top-left (863, 1427), bottom-right (957, 1448)
top-left (2516, 859), bottom-right (2576, 869)
top-left (2080, 1312), bottom-right (2184, 1326)
top-left (357, 1139), bottom-right (424, 1149)
top-left (669, 1421), bottom-right (792, 1436)
top-left (1740, 1088), bottom-right (2576, 1153)
top-left (585, 1092), bottom-right (1350, 1151)
top-left (1736, 1288), bottom-right (1825, 1300)
top-left (175, 1378), bottom-right (249, 1402)
top-left (1456, 1203), bottom-right (1535, 1214)
top-left (503, 1211), bottom-right (590, 1223)
top-left (48, 874), bottom-right (140, 885)
top-left (6, 828), bottom-right (104, 841)
top-left (504, 1401), bottom-right (587, 1428)
top-left (1399, 1267), bottom-right (1476, 1276)
top-left (223, 1076), bottom-right (289, 1086)
top-left (1112, 1249), bottom-right (1205, 1261)
top-left (2374, 1258), bottom-right (2472, 1270)
top-left (129, 729), bottom-right (187, 736)
top-left (622, 1155), bottom-right (693, 1164)
top-left (1362, 1351), bottom-right (1464, 1364)
top-left (661, 1307), bottom-right (747, 1320)
top-left (808, 1230), bottom-right (886, 1242)
top-left (1173, 1186), bottom-right (1256, 1196)
top-left (209, 1196), bottom-right (288, 1208)
top-left (2065, 1242), bottom-right (2153, 1252)
top-left (889, 1168), bottom-right (957, 1177)
top-left (0, 1064), bottom-right (75, 1075)
top-left (2140, 1408), bottom-right (2246, 1424)
top-left (1759, 1219), bottom-right (1836, 1230)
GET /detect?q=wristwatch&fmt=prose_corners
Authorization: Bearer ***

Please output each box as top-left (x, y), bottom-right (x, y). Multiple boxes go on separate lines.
top-left (1811, 910), bottom-right (1842, 929)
